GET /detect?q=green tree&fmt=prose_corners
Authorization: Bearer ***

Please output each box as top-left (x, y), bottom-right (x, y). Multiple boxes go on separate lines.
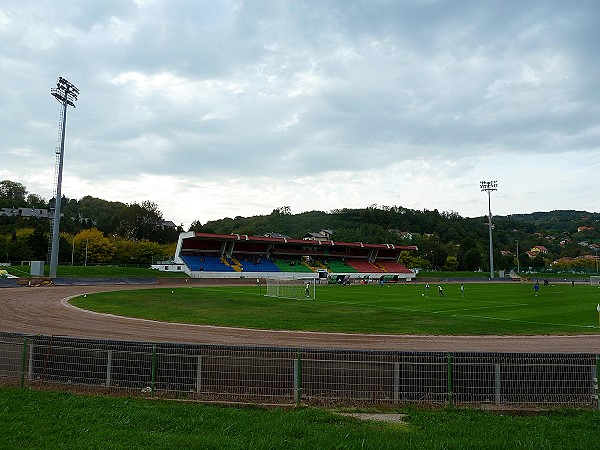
top-left (457, 238), bottom-right (478, 270)
top-left (463, 248), bottom-right (482, 271)
top-left (26, 193), bottom-right (47, 208)
top-left (430, 247), bottom-right (448, 270)
top-left (0, 180), bottom-right (27, 208)
top-left (117, 201), bottom-right (163, 241)
top-left (73, 229), bottom-right (115, 264)
top-left (135, 240), bottom-right (164, 264)
top-left (113, 237), bottom-right (136, 264)
top-left (27, 226), bottom-right (48, 261)
top-left (443, 256), bottom-right (459, 271)
top-left (189, 220), bottom-right (203, 232)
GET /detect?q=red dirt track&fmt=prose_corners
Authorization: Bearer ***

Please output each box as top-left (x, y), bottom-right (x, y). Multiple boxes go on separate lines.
top-left (1, 281), bottom-right (599, 352)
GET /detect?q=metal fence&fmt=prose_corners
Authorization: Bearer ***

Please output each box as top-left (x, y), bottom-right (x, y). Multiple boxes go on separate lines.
top-left (1, 332), bottom-right (598, 408)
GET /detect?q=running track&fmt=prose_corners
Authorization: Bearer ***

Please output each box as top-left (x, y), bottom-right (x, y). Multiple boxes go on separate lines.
top-left (1, 282), bottom-right (599, 353)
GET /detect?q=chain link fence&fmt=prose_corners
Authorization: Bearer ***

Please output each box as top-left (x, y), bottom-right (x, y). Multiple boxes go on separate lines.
top-left (1, 332), bottom-right (598, 408)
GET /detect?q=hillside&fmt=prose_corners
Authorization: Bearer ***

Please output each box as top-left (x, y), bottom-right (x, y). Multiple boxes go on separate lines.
top-left (1, 180), bottom-right (598, 272)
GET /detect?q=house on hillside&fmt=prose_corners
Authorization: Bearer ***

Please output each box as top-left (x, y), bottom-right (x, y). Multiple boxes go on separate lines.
top-left (263, 232), bottom-right (290, 239)
top-left (0, 207), bottom-right (59, 219)
top-left (393, 231), bottom-right (415, 241)
top-left (303, 229), bottom-right (333, 241)
top-left (531, 245), bottom-right (548, 254)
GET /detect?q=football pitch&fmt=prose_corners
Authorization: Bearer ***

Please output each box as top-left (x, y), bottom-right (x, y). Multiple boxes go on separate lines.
top-left (71, 282), bottom-right (600, 336)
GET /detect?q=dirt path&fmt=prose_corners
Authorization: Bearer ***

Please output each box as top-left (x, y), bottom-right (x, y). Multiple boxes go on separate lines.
top-left (1, 282), bottom-right (599, 352)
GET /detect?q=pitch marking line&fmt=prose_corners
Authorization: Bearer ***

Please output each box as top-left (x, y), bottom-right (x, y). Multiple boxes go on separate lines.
top-left (321, 299), bottom-right (529, 317)
top-left (450, 313), bottom-right (600, 329)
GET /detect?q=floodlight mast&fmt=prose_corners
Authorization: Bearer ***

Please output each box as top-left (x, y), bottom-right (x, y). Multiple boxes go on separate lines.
top-left (49, 77), bottom-right (79, 278)
top-left (480, 180), bottom-right (498, 279)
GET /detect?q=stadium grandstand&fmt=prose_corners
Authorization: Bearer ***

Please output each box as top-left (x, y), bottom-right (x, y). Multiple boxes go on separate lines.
top-left (153, 231), bottom-right (418, 281)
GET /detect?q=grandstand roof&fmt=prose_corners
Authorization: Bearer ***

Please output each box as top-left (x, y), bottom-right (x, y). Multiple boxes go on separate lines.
top-left (190, 232), bottom-right (417, 251)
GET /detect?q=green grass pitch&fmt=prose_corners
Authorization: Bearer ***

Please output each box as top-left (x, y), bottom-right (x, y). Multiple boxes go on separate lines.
top-left (70, 282), bottom-right (600, 335)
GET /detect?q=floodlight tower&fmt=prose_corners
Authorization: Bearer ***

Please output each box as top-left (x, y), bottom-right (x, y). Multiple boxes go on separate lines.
top-left (480, 180), bottom-right (498, 279)
top-left (49, 77), bottom-right (79, 278)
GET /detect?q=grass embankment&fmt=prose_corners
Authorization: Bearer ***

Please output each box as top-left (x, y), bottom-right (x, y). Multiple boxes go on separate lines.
top-left (4, 264), bottom-right (186, 278)
top-left (71, 283), bottom-right (600, 335)
top-left (1, 387), bottom-right (598, 449)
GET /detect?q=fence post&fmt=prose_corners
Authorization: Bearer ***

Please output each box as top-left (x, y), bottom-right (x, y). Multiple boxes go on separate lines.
top-left (20, 337), bottom-right (28, 389)
top-left (196, 355), bottom-right (202, 396)
top-left (106, 350), bottom-right (112, 387)
top-left (494, 363), bottom-right (501, 406)
top-left (393, 361), bottom-right (400, 403)
top-left (447, 353), bottom-right (453, 406)
top-left (151, 345), bottom-right (157, 397)
top-left (294, 350), bottom-right (302, 405)
top-left (595, 355), bottom-right (600, 410)
top-left (28, 343), bottom-right (34, 380)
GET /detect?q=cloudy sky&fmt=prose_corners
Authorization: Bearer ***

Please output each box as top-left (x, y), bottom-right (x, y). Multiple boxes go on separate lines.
top-left (1, 1), bottom-right (599, 228)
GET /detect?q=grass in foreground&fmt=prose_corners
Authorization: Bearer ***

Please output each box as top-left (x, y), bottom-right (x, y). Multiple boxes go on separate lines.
top-left (71, 283), bottom-right (600, 335)
top-left (1, 387), bottom-right (598, 450)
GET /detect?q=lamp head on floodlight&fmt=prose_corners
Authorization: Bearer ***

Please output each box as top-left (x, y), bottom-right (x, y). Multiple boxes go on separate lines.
top-left (480, 180), bottom-right (498, 192)
top-left (51, 77), bottom-right (79, 108)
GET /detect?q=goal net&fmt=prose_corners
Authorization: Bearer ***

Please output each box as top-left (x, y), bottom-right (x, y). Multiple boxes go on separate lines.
top-left (590, 276), bottom-right (600, 286)
top-left (265, 277), bottom-right (316, 300)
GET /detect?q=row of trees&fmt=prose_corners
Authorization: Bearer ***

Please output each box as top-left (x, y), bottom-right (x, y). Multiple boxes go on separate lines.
top-left (0, 180), bottom-right (183, 244)
top-left (0, 226), bottom-right (176, 266)
top-left (1, 180), bottom-right (181, 264)
top-left (2, 180), bottom-right (598, 272)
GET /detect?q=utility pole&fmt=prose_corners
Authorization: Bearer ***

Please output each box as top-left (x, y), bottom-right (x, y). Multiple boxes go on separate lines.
top-left (49, 77), bottom-right (79, 278)
top-left (516, 240), bottom-right (520, 274)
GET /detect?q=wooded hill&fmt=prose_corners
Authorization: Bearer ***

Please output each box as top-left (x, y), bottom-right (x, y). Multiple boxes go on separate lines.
top-left (1, 180), bottom-right (598, 271)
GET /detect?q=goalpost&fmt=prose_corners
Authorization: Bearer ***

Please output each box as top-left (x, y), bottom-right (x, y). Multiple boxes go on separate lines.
top-left (265, 277), bottom-right (316, 300)
top-left (590, 276), bottom-right (600, 286)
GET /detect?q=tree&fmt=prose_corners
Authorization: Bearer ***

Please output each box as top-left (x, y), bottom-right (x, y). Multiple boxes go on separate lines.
top-left (26, 193), bottom-right (47, 208)
top-left (117, 201), bottom-right (163, 241)
top-left (462, 248), bottom-right (482, 271)
top-left (518, 251), bottom-right (530, 270)
top-left (113, 237), bottom-right (136, 264)
top-left (73, 229), bottom-right (115, 264)
top-left (443, 256), bottom-right (459, 271)
top-left (398, 250), bottom-right (432, 270)
top-left (135, 240), bottom-right (164, 264)
top-left (531, 254), bottom-right (545, 270)
top-left (457, 238), bottom-right (478, 270)
top-left (189, 220), bottom-right (203, 232)
top-left (430, 247), bottom-right (448, 270)
top-left (0, 180), bottom-right (27, 208)
top-left (497, 252), bottom-right (515, 271)
top-left (7, 230), bottom-right (33, 261)
top-left (27, 225), bottom-right (48, 261)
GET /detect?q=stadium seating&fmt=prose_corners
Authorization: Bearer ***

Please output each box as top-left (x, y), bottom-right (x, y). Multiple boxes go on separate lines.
top-left (346, 260), bottom-right (385, 273)
top-left (180, 255), bottom-right (235, 272)
top-left (181, 254), bottom-right (412, 275)
top-left (321, 260), bottom-right (357, 273)
top-left (238, 257), bottom-right (281, 272)
top-left (377, 261), bottom-right (413, 274)
top-left (274, 259), bottom-right (313, 273)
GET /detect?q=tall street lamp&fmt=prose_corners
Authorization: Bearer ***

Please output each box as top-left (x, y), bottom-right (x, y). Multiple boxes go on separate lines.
top-left (49, 77), bottom-right (79, 278)
top-left (480, 180), bottom-right (498, 279)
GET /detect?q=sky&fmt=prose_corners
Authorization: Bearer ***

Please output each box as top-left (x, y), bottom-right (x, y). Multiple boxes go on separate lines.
top-left (1, 1), bottom-right (599, 228)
